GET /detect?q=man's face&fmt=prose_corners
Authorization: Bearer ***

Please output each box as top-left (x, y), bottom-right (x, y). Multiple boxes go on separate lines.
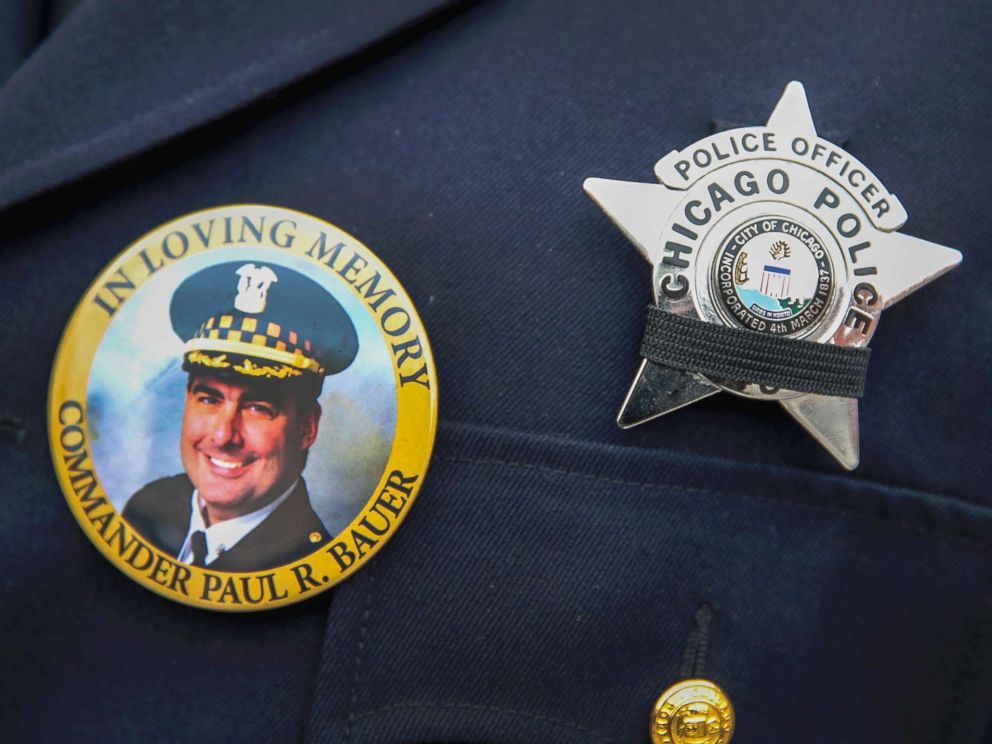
top-left (180, 374), bottom-right (320, 523)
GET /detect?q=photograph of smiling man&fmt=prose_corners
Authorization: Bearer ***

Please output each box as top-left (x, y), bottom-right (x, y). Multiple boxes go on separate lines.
top-left (123, 261), bottom-right (358, 572)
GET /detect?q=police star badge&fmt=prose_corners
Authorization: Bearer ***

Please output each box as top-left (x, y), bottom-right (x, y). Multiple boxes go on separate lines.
top-left (585, 82), bottom-right (961, 469)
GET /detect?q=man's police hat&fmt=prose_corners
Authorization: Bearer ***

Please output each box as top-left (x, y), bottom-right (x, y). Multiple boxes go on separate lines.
top-left (169, 261), bottom-right (358, 384)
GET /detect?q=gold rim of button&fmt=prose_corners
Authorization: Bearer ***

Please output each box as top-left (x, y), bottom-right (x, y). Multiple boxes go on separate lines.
top-left (650, 678), bottom-right (734, 744)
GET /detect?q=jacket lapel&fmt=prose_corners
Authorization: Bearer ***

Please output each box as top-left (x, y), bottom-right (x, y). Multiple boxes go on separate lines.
top-left (0, 0), bottom-right (473, 214)
top-left (209, 479), bottom-right (329, 572)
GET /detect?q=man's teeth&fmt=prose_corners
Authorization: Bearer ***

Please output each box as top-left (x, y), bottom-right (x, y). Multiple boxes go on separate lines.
top-left (209, 456), bottom-right (246, 469)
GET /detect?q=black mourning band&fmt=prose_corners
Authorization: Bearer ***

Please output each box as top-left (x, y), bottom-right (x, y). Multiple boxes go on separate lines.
top-left (640, 305), bottom-right (870, 399)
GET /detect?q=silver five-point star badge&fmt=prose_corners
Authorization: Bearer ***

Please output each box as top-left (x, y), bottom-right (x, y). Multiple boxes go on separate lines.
top-left (585, 82), bottom-right (961, 469)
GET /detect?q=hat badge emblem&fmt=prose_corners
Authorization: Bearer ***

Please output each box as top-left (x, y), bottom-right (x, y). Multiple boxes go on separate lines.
top-left (234, 263), bottom-right (278, 314)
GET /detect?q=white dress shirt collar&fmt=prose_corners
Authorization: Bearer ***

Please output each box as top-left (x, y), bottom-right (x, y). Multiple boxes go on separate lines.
top-left (177, 479), bottom-right (298, 566)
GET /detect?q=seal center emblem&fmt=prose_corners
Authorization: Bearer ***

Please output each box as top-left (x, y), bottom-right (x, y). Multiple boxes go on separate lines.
top-left (671, 700), bottom-right (723, 744)
top-left (712, 216), bottom-right (834, 337)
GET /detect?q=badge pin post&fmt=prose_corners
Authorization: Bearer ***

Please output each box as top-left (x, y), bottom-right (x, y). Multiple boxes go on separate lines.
top-left (585, 82), bottom-right (961, 469)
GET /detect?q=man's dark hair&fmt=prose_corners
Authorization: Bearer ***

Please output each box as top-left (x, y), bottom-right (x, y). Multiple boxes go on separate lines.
top-left (185, 372), bottom-right (323, 411)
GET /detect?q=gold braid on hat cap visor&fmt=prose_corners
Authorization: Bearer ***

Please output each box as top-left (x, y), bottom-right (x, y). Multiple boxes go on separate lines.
top-left (184, 338), bottom-right (325, 376)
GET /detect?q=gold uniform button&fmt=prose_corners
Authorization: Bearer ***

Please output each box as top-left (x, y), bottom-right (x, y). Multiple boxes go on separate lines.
top-left (650, 678), bottom-right (734, 744)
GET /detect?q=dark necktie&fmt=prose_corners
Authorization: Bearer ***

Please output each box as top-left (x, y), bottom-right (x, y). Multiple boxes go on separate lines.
top-left (190, 530), bottom-right (208, 567)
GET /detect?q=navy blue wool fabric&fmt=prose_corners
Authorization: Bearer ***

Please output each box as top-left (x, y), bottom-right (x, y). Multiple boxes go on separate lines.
top-left (1, 1), bottom-right (990, 742)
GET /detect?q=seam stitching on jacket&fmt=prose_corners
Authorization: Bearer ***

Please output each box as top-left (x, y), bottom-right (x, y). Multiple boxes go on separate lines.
top-left (436, 418), bottom-right (978, 508)
top-left (342, 561), bottom-right (376, 743)
top-left (435, 454), bottom-right (992, 551)
top-left (0, 415), bottom-right (26, 444)
top-left (3, 22), bottom-right (340, 176)
top-left (350, 701), bottom-right (615, 743)
top-left (679, 604), bottom-right (713, 678)
top-left (2, 2), bottom-right (463, 180)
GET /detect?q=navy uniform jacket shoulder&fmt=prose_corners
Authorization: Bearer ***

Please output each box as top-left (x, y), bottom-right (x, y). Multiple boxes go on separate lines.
top-left (1, 1), bottom-right (991, 743)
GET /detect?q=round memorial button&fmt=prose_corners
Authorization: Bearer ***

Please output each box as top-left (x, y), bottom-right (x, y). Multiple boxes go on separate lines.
top-left (48, 205), bottom-right (437, 611)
